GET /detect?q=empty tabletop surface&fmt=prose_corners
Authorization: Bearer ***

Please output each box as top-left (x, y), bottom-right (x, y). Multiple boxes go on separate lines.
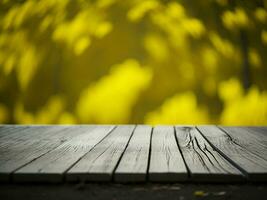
top-left (0, 125), bottom-right (266, 183)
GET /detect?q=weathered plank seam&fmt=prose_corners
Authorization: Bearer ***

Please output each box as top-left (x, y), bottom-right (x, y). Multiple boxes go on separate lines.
top-left (203, 144), bottom-right (233, 174)
top-left (111, 125), bottom-right (137, 182)
top-left (63, 126), bottom-right (117, 182)
top-left (219, 126), bottom-right (267, 162)
top-left (194, 137), bottom-right (214, 166)
top-left (174, 126), bottom-right (190, 179)
top-left (218, 127), bottom-right (245, 149)
top-left (218, 126), bottom-right (267, 173)
top-left (145, 126), bottom-right (153, 181)
top-left (193, 136), bottom-right (213, 171)
top-left (10, 134), bottom-right (70, 182)
top-left (196, 126), bottom-right (248, 179)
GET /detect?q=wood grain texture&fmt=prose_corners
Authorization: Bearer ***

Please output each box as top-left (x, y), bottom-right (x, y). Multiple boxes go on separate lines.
top-left (0, 126), bottom-right (96, 182)
top-left (198, 126), bottom-right (267, 181)
top-left (114, 125), bottom-right (152, 182)
top-left (1, 125), bottom-right (266, 183)
top-left (0, 126), bottom-right (74, 152)
top-left (149, 126), bottom-right (187, 182)
top-left (221, 127), bottom-right (267, 160)
top-left (0, 126), bottom-right (65, 181)
top-left (175, 126), bottom-right (244, 182)
top-left (13, 126), bottom-right (115, 183)
top-left (248, 126), bottom-right (267, 134)
top-left (0, 126), bottom-right (56, 142)
top-left (0, 125), bottom-right (30, 139)
top-left (66, 125), bottom-right (135, 182)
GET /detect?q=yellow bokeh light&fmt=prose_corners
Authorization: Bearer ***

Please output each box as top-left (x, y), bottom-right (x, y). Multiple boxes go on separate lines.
top-left (145, 92), bottom-right (209, 125)
top-left (76, 59), bottom-right (152, 123)
top-left (0, 0), bottom-right (266, 125)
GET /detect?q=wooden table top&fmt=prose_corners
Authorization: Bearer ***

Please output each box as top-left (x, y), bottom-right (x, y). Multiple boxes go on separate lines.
top-left (0, 125), bottom-right (266, 183)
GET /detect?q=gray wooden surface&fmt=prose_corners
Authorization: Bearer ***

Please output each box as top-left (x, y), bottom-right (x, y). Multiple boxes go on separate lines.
top-left (0, 126), bottom-right (97, 181)
top-left (198, 126), bottom-right (267, 181)
top-left (0, 125), bottom-right (266, 183)
top-left (0, 126), bottom-right (30, 139)
top-left (0, 126), bottom-right (66, 181)
top-left (114, 125), bottom-right (151, 182)
top-left (66, 125), bottom-right (135, 182)
top-left (14, 126), bottom-right (115, 182)
top-left (175, 126), bottom-right (244, 182)
top-left (221, 127), bottom-right (267, 161)
top-left (149, 126), bottom-right (187, 182)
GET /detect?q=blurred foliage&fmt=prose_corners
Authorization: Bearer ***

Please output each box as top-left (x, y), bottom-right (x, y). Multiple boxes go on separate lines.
top-left (0, 0), bottom-right (267, 125)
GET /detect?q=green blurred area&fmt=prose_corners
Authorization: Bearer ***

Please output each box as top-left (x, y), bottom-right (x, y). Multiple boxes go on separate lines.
top-left (0, 0), bottom-right (267, 125)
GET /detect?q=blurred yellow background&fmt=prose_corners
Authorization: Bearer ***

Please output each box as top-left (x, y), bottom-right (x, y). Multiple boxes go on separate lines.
top-left (0, 0), bottom-right (267, 125)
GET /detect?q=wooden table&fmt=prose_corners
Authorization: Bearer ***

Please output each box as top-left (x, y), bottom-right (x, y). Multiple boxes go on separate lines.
top-left (0, 125), bottom-right (266, 183)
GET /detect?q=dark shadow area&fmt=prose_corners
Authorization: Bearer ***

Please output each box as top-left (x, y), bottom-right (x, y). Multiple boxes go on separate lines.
top-left (1, 183), bottom-right (267, 200)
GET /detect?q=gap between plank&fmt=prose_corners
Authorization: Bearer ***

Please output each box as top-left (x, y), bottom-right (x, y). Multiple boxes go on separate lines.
top-left (111, 125), bottom-right (137, 182)
top-left (216, 126), bottom-right (249, 178)
top-left (145, 126), bottom-right (153, 182)
top-left (10, 127), bottom-right (71, 182)
top-left (173, 126), bottom-right (190, 179)
top-left (196, 126), bottom-right (248, 180)
top-left (63, 126), bottom-right (117, 182)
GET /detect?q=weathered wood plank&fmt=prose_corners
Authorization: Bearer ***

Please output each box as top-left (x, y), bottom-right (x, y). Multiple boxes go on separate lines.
top-left (249, 126), bottom-right (267, 135)
top-left (0, 126), bottom-right (97, 182)
top-left (149, 126), bottom-right (187, 182)
top-left (66, 125), bottom-right (135, 182)
top-left (175, 126), bottom-right (244, 182)
top-left (0, 126), bottom-right (64, 151)
top-left (13, 126), bottom-right (115, 182)
top-left (114, 125), bottom-right (152, 182)
top-left (198, 126), bottom-right (267, 181)
top-left (0, 126), bottom-right (52, 141)
top-left (0, 126), bottom-right (30, 139)
top-left (0, 127), bottom-right (62, 182)
top-left (221, 126), bottom-right (267, 160)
